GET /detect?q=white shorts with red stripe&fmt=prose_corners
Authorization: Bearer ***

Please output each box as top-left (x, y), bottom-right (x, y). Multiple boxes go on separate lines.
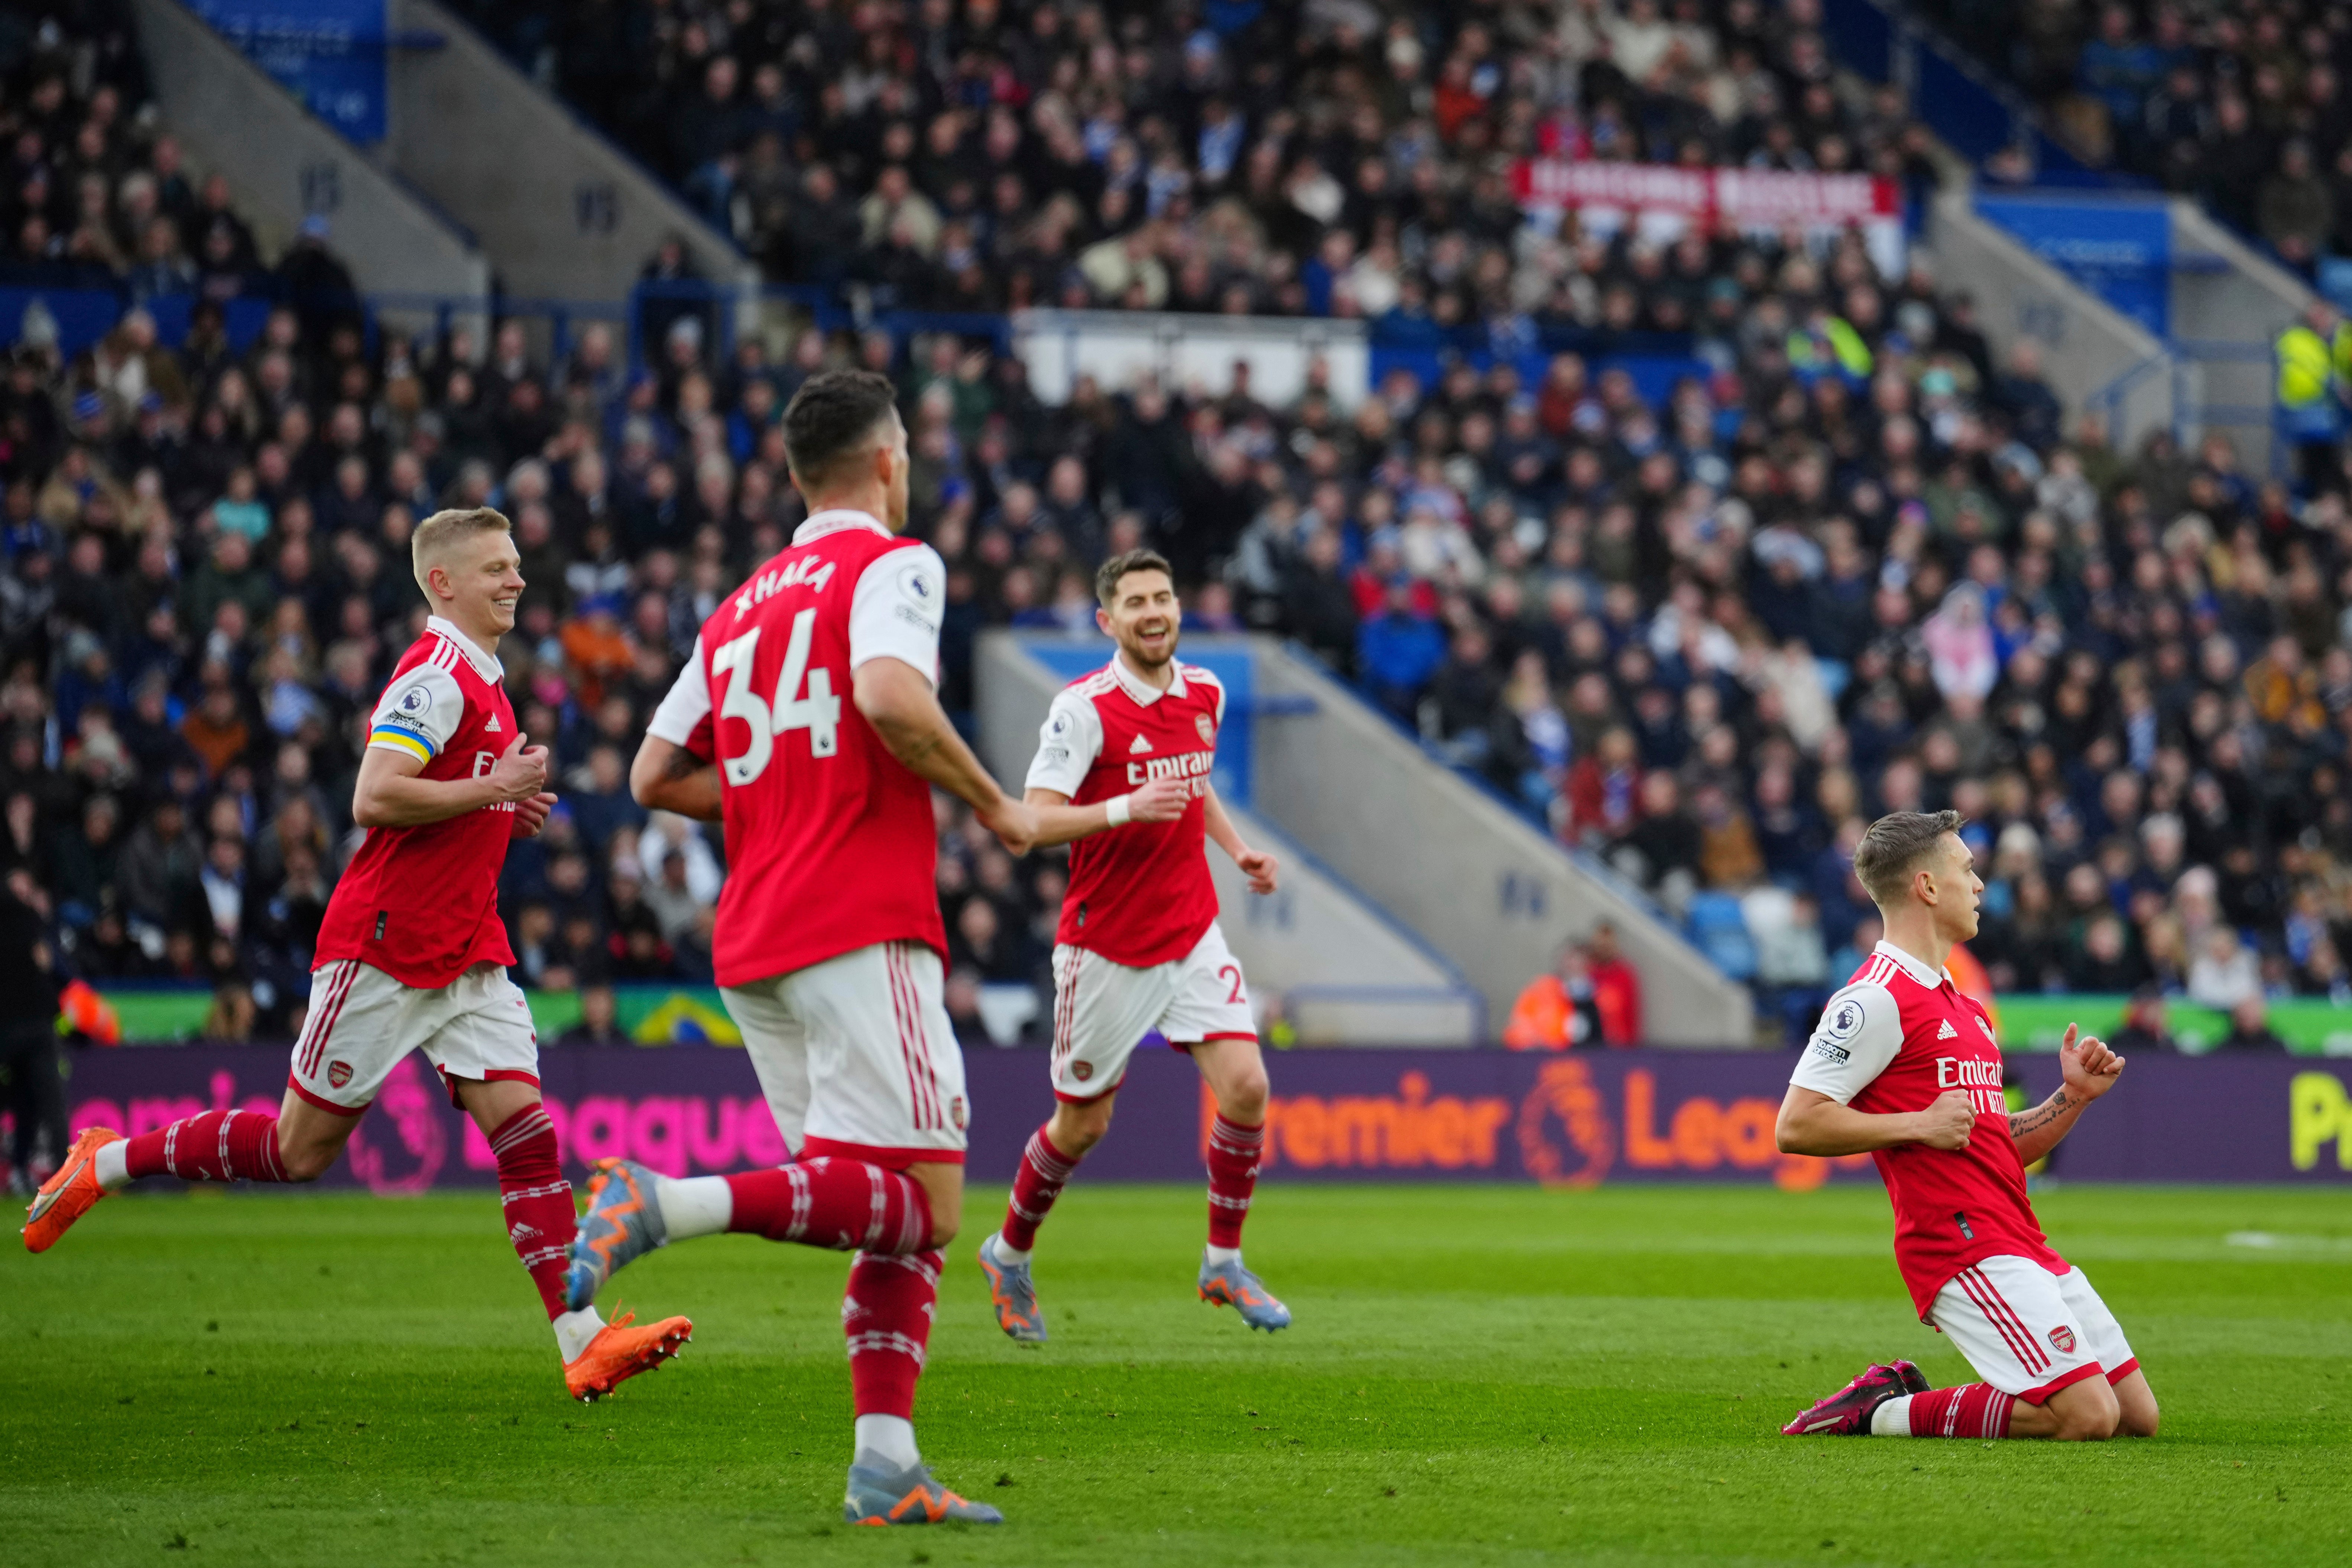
top-left (1927, 1255), bottom-right (2138, 1403)
top-left (290, 960), bottom-right (539, 1114)
top-left (721, 939), bottom-right (968, 1169)
top-left (1049, 921), bottom-right (1256, 1103)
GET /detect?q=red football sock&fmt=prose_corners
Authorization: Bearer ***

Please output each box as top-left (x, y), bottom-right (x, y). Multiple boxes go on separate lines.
top-left (1000, 1126), bottom-right (1080, 1251)
top-left (1907, 1383), bottom-right (2017, 1438)
top-left (1204, 1114), bottom-right (1263, 1249)
top-left (844, 1249), bottom-right (941, 1419)
top-left (723, 1158), bottom-right (933, 1253)
top-left (489, 1104), bottom-right (577, 1322)
top-left (123, 1109), bottom-right (289, 1183)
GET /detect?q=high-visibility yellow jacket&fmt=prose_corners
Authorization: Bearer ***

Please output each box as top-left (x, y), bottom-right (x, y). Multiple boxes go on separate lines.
top-left (2277, 321), bottom-right (2352, 407)
top-left (1788, 316), bottom-right (1874, 379)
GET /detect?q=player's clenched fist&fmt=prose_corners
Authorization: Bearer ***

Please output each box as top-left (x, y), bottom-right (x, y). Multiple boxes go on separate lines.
top-left (978, 794), bottom-right (1041, 857)
top-left (1232, 845), bottom-right (1279, 895)
top-left (511, 791), bottom-right (559, 838)
top-left (1914, 1089), bottom-right (1976, 1150)
top-left (1125, 776), bottom-right (1191, 823)
top-left (487, 733), bottom-right (551, 803)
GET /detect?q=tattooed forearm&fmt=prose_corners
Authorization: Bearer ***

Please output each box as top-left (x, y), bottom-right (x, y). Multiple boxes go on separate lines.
top-left (662, 746), bottom-right (703, 779)
top-left (2008, 1091), bottom-right (2073, 1141)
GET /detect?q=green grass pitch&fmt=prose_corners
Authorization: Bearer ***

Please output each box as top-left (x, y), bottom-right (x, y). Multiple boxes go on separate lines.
top-left (2, 1182), bottom-right (2347, 1567)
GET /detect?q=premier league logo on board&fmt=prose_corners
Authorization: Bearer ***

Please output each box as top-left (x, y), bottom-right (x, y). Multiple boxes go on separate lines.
top-left (1515, 1059), bottom-right (1616, 1188)
top-left (2048, 1325), bottom-right (2077, 1355)
top-left (1196, 714), bottom-right (1216, 746)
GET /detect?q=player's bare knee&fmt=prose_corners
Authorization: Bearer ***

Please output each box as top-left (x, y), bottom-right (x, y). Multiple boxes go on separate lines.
top-left (1052, 1100), bottom-right (1114, 1154)
top-left (2116, 1392), bottom-right (2160, 1437)
top-left (2052, 1384), bottom-right (2120, 1441)
top-left (279, 1144), bottom-right (334, 1182)
top-left (928, 1187), bottom-right (963, 1246)
top-left (1219, 1070), bottom-right (1270, 1123)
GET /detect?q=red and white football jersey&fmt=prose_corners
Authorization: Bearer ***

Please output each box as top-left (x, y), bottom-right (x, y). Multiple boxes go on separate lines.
top-left (315, 616), bottom-right (520, 988)
top-left (1025, 653), bottom-right (1224, 969)
top-left (646, 509), bottom-right (947, 988)
top-left (1789, 940), bottom-right (2065, 1317)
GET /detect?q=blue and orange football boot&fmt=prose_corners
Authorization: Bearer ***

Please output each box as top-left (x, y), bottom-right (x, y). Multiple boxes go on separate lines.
top-left (1781, 1361), bottom-right (1923, 1436)
top-left (1198, 1249), bottom-right (1291, 1332)
top-left (22, 1126), bottom-right (119, 1254)
top-left (565, 1158), bottom-right (670, 1311)
top-left (844, 1460), bottom-right (1003, 1526)
top-left (976, 1232), bottom-right (1047, 1344)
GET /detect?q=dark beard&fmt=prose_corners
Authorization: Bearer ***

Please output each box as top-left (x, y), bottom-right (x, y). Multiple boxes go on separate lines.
top-left (1120, 629), bottom-right (1177, 671)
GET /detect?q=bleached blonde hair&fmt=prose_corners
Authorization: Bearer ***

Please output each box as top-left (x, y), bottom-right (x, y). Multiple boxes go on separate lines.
top-left (411, 506), bottom-right (512, 596)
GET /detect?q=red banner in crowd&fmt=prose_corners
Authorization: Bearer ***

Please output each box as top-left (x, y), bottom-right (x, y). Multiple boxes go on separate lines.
top-left (1511, 159), bottom-right (1900, 226)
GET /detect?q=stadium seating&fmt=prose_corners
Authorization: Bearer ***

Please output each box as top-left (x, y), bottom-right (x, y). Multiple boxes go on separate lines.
top-left (1909, 0), bottom-right (2352, 277)
top-left (1, 2), bottom-right (2348, 1050)
top-left (1686, 890), bottom-right (1760, 982)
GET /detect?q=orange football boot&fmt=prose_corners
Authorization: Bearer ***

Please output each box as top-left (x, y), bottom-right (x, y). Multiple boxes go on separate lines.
top-left (23, 1125), bottom-right (120, 1253)
top-left (562, 1308), bottom-right (693, 1401)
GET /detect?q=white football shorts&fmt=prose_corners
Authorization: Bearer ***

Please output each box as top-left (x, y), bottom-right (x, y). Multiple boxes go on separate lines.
top-left (723, 939), bottom-right (969, 1169)
top-left (290, 959), bottom-right (540, 1113)
top-left (1927, 1255), bottom-right (2138, 1403)
top-left (1049, 922), bottom-right (1257, 1102)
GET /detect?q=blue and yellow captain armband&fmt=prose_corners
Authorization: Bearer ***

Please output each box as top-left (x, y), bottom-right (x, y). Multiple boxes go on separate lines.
top-left (368, 724), bottom-right (438, 763)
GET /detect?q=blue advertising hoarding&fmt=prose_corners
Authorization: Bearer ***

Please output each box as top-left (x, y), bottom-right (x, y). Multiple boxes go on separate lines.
top-left (1974, 194), bottom-right (2172, 338)
top-left (190, 0), bottom-right (389, 145)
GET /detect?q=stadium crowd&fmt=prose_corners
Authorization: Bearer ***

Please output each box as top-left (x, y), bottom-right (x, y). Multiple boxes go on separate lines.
top-left (475, 0), bottom-right (1945, 315)
top-left (1920, 0), bottom-right (2352, 274)
top-left (0, 0), bottom-right (2347, 1062)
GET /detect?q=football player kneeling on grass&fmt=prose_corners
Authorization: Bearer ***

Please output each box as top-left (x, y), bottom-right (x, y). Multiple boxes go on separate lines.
top-left (1777, 811), bottom-right (2158, 1442)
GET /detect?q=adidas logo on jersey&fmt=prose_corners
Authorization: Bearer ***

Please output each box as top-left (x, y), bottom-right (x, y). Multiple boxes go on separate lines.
top-left (1936, 1019), bottom-right (1960, 1040)
top-left (1130, 734), bottom-right (1153, 754)
top-left (485, 715), bottom-right (501, 731)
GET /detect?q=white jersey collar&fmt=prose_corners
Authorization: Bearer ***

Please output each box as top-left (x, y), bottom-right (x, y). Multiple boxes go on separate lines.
top-left (426, 615), bottom-right (505, 682)
top-left (1110, 649), bottom-right (1185, 705)
top-left (794, 508), bottom-right (893, 545)
top-left (1873, 939), bottom-right (1950, 989)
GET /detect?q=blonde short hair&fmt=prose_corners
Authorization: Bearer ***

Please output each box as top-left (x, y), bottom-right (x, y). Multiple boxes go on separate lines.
top-left (411, 506), bottom-right (512, 595)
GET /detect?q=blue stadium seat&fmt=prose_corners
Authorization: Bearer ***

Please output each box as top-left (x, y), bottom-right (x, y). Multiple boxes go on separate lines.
top-left (1685, 893), bottom-right (1758, 982)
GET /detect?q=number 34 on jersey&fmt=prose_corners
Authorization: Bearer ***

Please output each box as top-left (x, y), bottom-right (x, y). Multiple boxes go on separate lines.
top-left (713, 607), bottom-right (841, 783)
